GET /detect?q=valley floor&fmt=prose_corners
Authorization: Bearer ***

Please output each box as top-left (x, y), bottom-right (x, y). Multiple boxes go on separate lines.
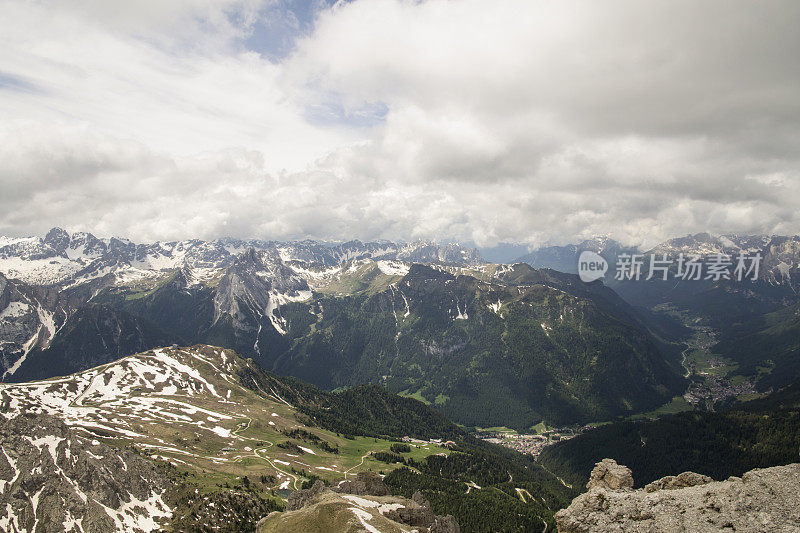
top-left (656, 305), bottom-right (763, 410)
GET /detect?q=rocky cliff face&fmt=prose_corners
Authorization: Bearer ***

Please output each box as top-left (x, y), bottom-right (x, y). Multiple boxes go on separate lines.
top-left (212, 248), bottom-right (310, 337)
top-left (555, 459), bottom-right (800, 532)
top-left (259, 473), bottom-right (460, 533)
top-left (0, 413), bottom-right (171, 532)
top-left (0, 229), bottom-right (484, 381)
top-left (0, 273), bottom-right (69, 379)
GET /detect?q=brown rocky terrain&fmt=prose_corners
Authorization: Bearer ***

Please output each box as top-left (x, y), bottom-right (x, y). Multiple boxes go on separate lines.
top-left (556, 458), bottom-right (800, 532)
top-left (258, 472), bottom-right (460, 533)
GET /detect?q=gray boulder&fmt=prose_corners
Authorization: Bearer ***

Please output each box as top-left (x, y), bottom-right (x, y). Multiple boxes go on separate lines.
top-left (331, 471), bottom-right (390, 496)
top-left (586, 458), bottom-right (634, 491)
top-left (286, 480), bottom-right (326, 511)
top-left (644, 471), bottom-right (713, 492)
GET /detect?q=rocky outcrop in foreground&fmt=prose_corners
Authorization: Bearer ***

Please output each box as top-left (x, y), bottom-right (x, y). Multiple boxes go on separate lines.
top-left (556, 458), bottom-right (800, 532)
top-left (259, 472), bottom-right (459, 533)
top-left (0, 413), bottom-right (171, 532)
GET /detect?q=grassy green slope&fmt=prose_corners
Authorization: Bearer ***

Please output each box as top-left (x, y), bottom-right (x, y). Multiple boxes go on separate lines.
top-left (712, 301), bottom-right (800, 390)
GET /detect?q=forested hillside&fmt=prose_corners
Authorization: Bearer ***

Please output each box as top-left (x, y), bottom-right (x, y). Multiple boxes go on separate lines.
top-left (712, 301), bottom-right (800, 391)
top-left (385, 441), bottom-right (576, 532)
top-left (538, 379), bottom-right (800, 489)
top-left (268, 264), bottom-right (685, 428)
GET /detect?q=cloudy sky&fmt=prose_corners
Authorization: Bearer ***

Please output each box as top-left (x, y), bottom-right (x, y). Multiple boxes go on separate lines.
top-left (1, 0), bottom-right (798, 248)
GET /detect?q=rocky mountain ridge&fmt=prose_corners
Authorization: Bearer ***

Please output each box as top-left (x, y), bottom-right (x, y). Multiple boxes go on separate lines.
top-left (0, 231), bottom-right (688, 431)
top-left (0, 343), bottom-right (573, 532)
top-left (0, 344), bottom-right (477, 531)
top-left (0, 413), bottom-right (171, 532)
top-left (4, 228), bottom-right (794, 429)
top-left (0, 228), bottom-right (485, 288)
top-left (0, 272), bottom-right (69, 380)
top-left (0, 228), bottom-right (484, 380)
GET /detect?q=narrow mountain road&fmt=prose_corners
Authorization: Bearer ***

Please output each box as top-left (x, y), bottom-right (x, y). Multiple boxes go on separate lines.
top-left (538, 463), bottom-right (573, 489)
top-left (344, 452), bottom-right (371, 478)
top-left (232, 416), bottom-right (253, 439)
top-left (230, 436), bottom-right (303, 492)
top-left (680, 344), bottom-right (692, 378)
top-left (515, 487), bottom-right (535, 503)
top-left (254, 445), bottom-right (301, 491)
top-left (465, 481), bottom-right (481, 493)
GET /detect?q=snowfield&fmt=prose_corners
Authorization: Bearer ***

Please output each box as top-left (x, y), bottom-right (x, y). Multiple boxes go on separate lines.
top-left (0, 347), bottom-right (244, 442)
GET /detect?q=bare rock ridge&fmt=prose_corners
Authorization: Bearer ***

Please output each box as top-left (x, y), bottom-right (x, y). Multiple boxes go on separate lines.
top-left (259, 472), bottom-right (460, 533)
top-left (585, 458), bottom-right (634, 491)
top-left (330, 471), bottom-right (391, 498)
top-left (555, 458), bottom-right (800, 532)
top-left (0, 413), bottom-right (171, 532)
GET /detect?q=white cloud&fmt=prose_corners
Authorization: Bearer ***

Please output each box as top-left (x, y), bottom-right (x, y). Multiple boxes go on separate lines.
top-left (0, 0), bottom-right (350, 166)
top-left (0, 0), bottom-right (799, 247)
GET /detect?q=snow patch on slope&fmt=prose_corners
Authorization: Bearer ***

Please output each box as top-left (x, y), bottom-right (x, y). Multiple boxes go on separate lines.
top-left (0, 301), bottom-right (29, 319)
top-left (376, 260), bottom-right (410, 276)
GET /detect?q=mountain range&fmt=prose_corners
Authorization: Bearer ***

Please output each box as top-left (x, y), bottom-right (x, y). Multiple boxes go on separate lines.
top-left (1, 228), bottom-right (799, 428)
top-left (517, 232), bottom-right (800, 395)
top-left (0, 229), bottom-right (482, 375)
top-left (0, 229), bottom-right (693, 430)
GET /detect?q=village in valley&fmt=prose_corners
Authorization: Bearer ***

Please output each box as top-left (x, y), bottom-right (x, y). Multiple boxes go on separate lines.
top-left (476, 426), bottom-right (587, 456)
